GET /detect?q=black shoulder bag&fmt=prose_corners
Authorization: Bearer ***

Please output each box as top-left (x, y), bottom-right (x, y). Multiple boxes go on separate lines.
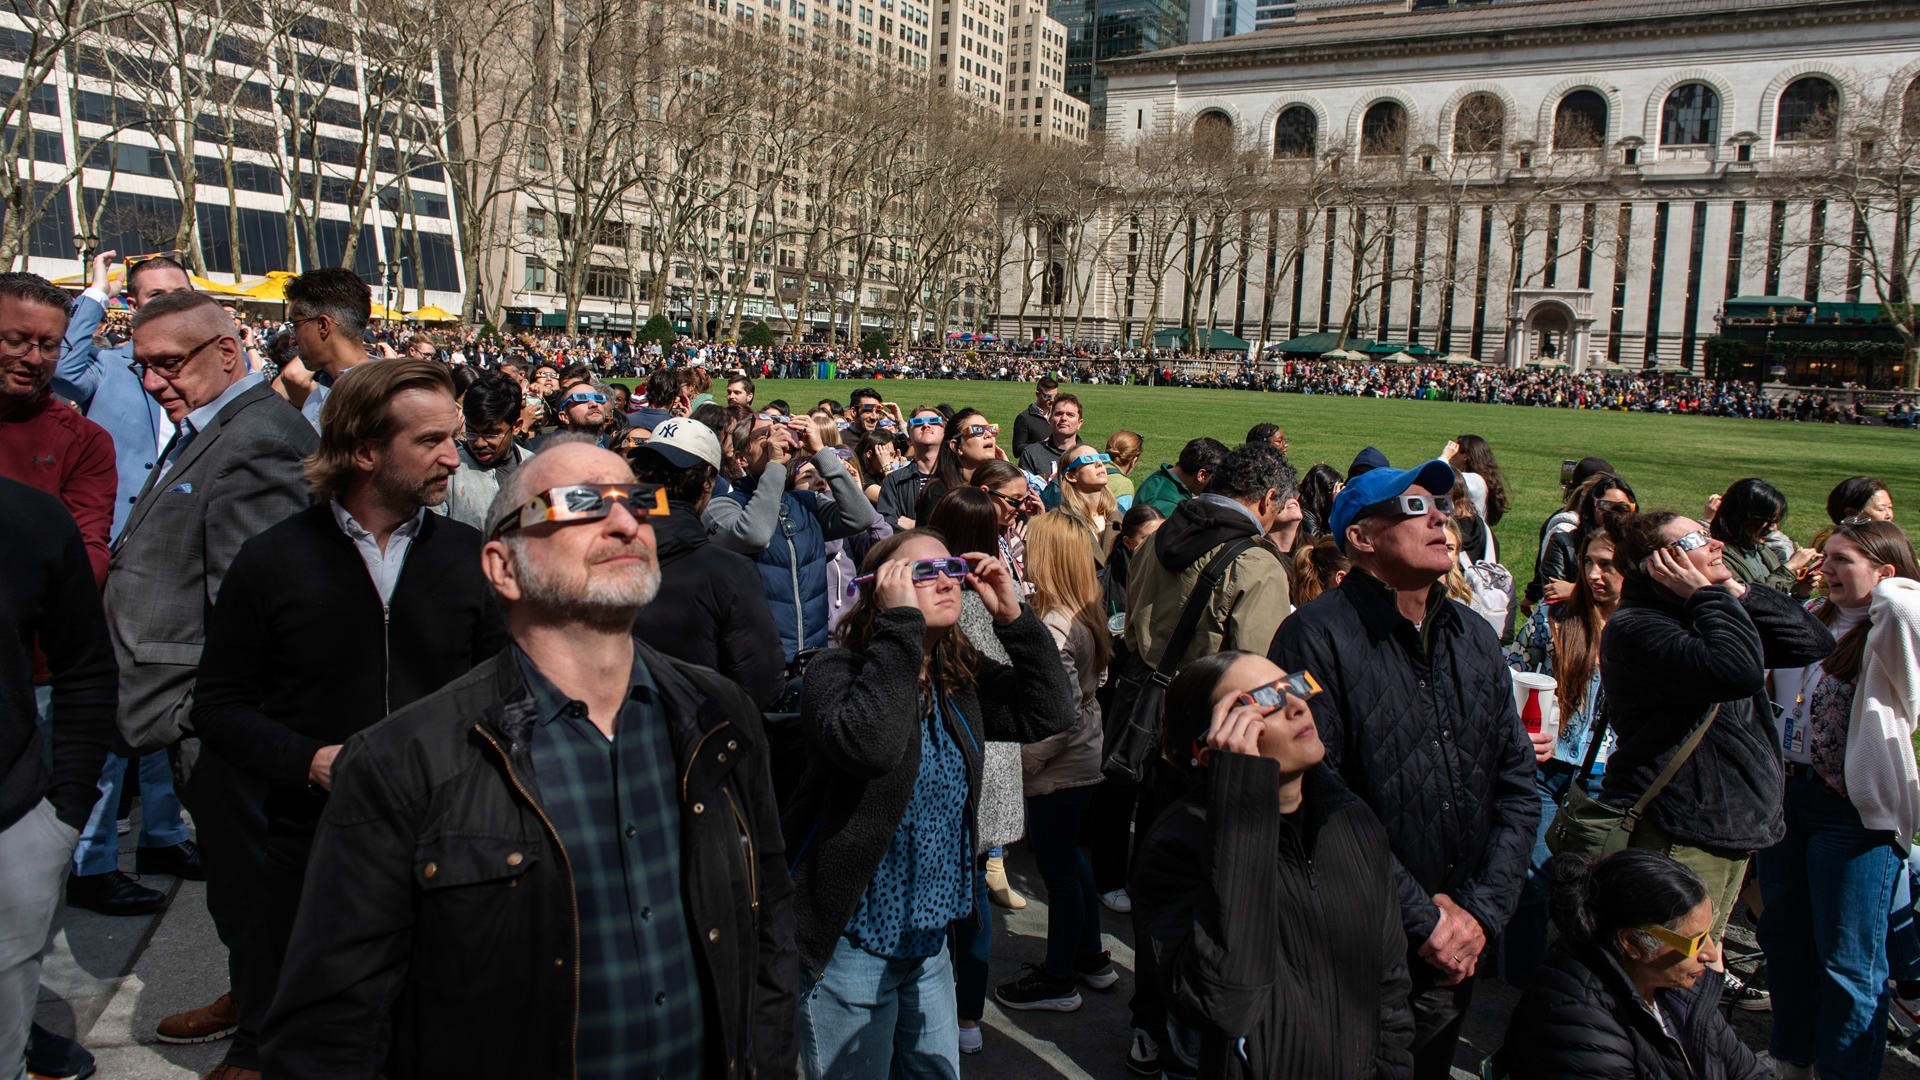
top-left (1101, 537), bottom-right (1257, 784)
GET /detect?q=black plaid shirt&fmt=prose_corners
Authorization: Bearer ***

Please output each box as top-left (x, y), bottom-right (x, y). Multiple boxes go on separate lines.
top-left (517, 648), bottom-right (707, 1078)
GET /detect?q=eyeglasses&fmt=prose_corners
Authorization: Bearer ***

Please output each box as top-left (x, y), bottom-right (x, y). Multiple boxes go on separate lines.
top-left (489, 483), bottom-right (668, 539)
top-left (754, 411), bottom-right (790, 424)
top-left (958, 423), bottom-right (999, 439)
top-left (128, 333), bottom-right (225, 379)
top-left (1235, 671), bottom-right (1324, 711)
top-left (1596, 498), bottom-right (1637, 514)
top-left (288, 315), bottom-right (327, 330)
top-left (461, 427), bottom-right (514, 444)
top-left (907, 415), bottom-right (945, 429)
top-left (1063, 452), bottom-right (1110, 472)
top-left (562, 391), bottom-right (607, 406)
top-left (1839, 515), bottom-right (1874, 526)
top-left (1636, 922), bottom-right (1710, 959)
top-left (987, 488), bottom-right (1029, 511)
top-left (1364, 493), bottom-right (1452, 519)
top-left (846, 556), bottom-right (970, 596)
top-left (0, 333), bottom-right (63, 360)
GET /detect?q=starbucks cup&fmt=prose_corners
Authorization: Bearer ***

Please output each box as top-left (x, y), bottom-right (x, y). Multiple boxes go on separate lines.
top-left (1511, 671), bottom-right (1559, 743)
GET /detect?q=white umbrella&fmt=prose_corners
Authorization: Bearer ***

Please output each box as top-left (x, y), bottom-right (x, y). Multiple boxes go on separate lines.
top-left (1321, 348), bottom-right (1370, 361)
top-left (1381, 351), bottom-right (1417, 364)
top-left (1439, 352), bottom-right (1480, 365)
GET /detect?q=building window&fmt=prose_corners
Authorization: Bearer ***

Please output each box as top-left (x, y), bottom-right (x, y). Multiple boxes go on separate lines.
top-left (1360, 100), bottom-right (1406, 157)
top-left (1904, 78), bottom-right (1920, 139)
top-left (1776, 76), bottom-right (1839, 142)
top-left (523, 257), bottom-right (547, 291)
top-left (1273, 105), bottom-right (1315, 159)
top-left (1660, 83), bottom-right (1719, 146)
top-left (1194, 109), bottom-right (1234, 155)
top-left (1553, 90), bottom-right (1607, 150)
top-left (526, 209), bottom-right (547, 237)
top-left (1452, 92), bottom-right (1503, 154)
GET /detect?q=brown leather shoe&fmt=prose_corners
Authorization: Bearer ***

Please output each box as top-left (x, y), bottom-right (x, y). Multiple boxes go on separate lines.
top-left (201, 1066), bottom-right (261, 1080)
top-left (155, 993), bottom-right (237, 1045)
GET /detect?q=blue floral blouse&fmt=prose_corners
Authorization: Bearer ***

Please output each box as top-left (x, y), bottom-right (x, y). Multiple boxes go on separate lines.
top-left (1505, 604), bottom-right (1615, 769)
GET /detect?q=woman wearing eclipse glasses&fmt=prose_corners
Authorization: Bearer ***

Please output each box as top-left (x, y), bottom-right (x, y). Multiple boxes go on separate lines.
top-left (787, 529), bottom-right (1074, 1076)
top-left (1503, 849), bottom-right (1770, 1079)
top-left (1130, 650), bottom-right (1414, 1079)
top-left (1590, 510), bottom-right (1833, 992)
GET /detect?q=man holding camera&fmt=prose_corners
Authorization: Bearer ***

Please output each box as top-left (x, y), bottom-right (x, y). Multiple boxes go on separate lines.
top-left (703, 408), bottom-right (875, 662)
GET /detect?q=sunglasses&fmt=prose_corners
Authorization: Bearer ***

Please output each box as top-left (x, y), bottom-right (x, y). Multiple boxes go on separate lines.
top-left (489, 483), bottom-right (668, 539)
top-left (1839, 515), bottom-right (1874, 526)
top-left (907, 415), bottom-right (945, 429)
top-left (1596, 498), bottom-right (1637, 514)
top-left (987, 488), bottom-right (1030, 510)
top-left (957, 423), bottom-right (999, 439)
top-left (1063, 452), bottom-right (1111, 472)
top-left (1637, 922), bottom-right (1711, 959)
top-left (562, 391), bottom-right (607, 406)
top-left (1235, 671), bottom-right (1324, 711)
top-left (754, 411), bottom-right (791, 424)
top-left (846, 556), bottom-right (971, 596)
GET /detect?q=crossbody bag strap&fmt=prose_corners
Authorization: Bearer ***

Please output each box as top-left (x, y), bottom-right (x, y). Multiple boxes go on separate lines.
top-left (1578, 711), bottom-right (1608, 780)
top-left (1629, 704), bottom-right (1723, 818)
top-left (1154, 536), bottom-right (1259, 678)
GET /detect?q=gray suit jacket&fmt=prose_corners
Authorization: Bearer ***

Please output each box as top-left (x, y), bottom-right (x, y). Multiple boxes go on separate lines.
top-left (105, 380), bottom-right (317, 752)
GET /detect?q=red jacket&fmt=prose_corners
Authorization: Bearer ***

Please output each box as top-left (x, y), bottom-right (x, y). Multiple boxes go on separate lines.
top-left (0, 395), bottom-right (116, 586)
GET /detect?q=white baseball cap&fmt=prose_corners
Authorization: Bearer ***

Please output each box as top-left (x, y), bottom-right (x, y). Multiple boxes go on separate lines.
top-left (637, 417), bottom-right (722, 471)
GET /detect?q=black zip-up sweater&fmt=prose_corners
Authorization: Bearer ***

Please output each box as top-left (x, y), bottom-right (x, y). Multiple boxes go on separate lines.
top-left (192, 503), bottom-right (508, 818)
top-left (0, 478), bottom-right (117, 831)
top-left (1133, 758), bottom-right (1414, 1079)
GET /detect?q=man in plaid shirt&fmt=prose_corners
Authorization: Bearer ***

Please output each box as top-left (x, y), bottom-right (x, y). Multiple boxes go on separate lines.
top-left (264, 438), bottom-right (797, 1078)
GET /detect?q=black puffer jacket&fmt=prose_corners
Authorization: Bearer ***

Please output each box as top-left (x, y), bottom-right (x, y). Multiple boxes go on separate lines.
top-left (633, 504), bottom-right (785, 708)
top-left (784, 606), bottom-right (1073, 979)
top-left (1134, 757), bottom-right (1413, 1080)
top-left (1269, 569), bottom-right (1537, 947)
top-left (1600, 581), bottom-right (1833, 852)
top-left (1504, 944), bottom-right (1770, 1080)
top-left (263, 644), bottom-right (796, 1079)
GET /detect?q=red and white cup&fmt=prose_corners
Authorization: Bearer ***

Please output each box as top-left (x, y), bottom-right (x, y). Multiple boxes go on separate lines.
top-left (1511, 672), bottom-right (1559, 743)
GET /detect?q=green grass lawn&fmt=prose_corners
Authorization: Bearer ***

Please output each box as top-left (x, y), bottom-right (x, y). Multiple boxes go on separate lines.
top-left (737, 377), bottom-right (1919, 571)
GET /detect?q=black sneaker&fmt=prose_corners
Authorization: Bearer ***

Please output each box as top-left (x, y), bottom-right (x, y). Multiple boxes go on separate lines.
top-left (1125, 1026), bottom-right (1161, 1075)
top-left (1724, 971), bottom-right (1771, 1012)
top-left (994, 966), bottom-right (1082, 1012)
top-left (65, 870), bottom-right (167, 916)
top-left (1074, 949), bottom-right (1119, 991)
top-left (26, 1023), bottom-right (96, 1080)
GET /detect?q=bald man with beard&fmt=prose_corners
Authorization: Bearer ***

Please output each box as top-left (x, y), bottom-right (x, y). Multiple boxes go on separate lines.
top-left (265, 440), bottom-right (797, 1080)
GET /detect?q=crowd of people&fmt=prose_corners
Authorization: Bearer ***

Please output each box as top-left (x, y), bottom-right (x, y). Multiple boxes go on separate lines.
top-left (4, 251), bottom-right (1920, 1080)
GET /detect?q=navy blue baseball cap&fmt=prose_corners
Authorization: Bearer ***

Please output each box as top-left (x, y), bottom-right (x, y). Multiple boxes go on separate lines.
top-left (1328, 459), bottom-right (1459, 551)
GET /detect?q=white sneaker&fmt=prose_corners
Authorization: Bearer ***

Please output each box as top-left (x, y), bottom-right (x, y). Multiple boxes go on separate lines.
top-left (1126, 1026), bottom-right (1161, 1076)
top-left (958, 1024), bottom-right (983, 1055)
top-left (1100, 888), bottom-right (1133, 914)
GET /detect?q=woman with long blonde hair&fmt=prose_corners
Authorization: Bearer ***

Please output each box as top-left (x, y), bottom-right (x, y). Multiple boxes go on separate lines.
top-left (1052, 443), bottom-right (1122, 564)
top-left (993, 513), bottom-right (1119, 1012)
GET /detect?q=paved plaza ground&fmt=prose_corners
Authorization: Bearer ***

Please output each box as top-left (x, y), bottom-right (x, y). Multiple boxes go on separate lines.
top-left (34, 824), bottom-right (1920, 1078)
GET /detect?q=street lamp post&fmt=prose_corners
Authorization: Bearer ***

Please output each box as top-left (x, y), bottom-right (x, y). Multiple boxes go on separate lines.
top-left (72, 232), bottom-right (99, 274)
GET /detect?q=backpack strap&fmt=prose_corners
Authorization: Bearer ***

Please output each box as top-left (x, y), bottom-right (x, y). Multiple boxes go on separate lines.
top-left (1155, 536), bottom-right (1259, 677)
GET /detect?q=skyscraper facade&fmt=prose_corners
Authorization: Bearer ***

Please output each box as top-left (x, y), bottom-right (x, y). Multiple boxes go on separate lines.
top-left (1051, 0), bottom-right (1187, 127)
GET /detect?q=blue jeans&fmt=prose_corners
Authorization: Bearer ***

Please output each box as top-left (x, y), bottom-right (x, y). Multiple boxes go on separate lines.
top-left (1502, 760), bottom-right (1601, 986)
top-left (800, 936), bottom-right (959, 1079)
top-left (73, 753), bottom-right (188, 875)
top-left (948, 865), bottom-right (991, 1021)
top-left (1759, 773), bottom-right (1902, 1079)
top-left (1025, 785), bottom-right (1101, 979)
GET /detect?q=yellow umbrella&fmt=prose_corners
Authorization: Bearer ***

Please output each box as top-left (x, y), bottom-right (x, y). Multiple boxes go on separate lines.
top-left (405, 304), bottom-right (460, 323)
top-left (49, 268), bottom-right (243, 295)
top-left (235, 270), bottom-right (297, 302)
top-left (370, 302), bottom-right (405, 321)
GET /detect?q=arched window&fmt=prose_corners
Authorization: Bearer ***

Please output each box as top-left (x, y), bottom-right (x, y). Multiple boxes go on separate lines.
top-left (1452, 92), bottom-right (1504, 153)
top-left (1273, 105), bottom-right (1316, 159)
top-left (1554, 90), bottom-right (1607, 149)
top-left (1194, 109), bottom-right (1234, 156)
top-left (1776, 76), bottom-right (1839, 142)
top-left (1906, 78), bottom-right (1920, 140)
top-left (1661, 83), bottom-right (1720, 146)
top-left (1361, 100), bottom-right (1406, 156)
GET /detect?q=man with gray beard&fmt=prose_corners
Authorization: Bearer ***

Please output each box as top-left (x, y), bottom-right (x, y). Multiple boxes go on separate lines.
top-left (263, 439), bottom-right (798, 1080)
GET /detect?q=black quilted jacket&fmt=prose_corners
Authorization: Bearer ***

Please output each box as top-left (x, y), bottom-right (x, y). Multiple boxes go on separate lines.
top-left (1269, 569), bottom-right (1538, 948)
top-left (1504, 944), bottom-right (1770, 1080)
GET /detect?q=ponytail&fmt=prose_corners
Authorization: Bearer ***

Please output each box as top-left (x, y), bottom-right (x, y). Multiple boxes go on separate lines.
top-left (1549, 850), bottom-right (1707, 957)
